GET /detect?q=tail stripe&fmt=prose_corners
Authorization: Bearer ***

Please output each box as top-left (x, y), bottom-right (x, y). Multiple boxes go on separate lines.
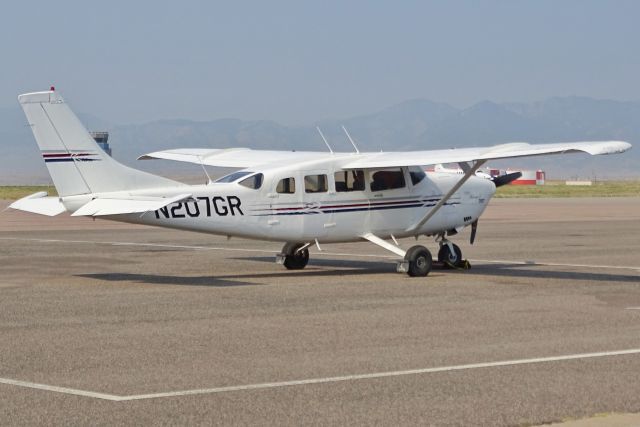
top-left (41, 150), bottom-right (102, 163)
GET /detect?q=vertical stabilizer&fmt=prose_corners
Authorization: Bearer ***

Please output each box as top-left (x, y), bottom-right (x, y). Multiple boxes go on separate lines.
top-left (18, 89), bottom-right (185, 196)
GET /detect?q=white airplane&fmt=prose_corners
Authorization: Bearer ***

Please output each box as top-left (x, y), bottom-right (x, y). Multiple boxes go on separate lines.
top-left (10, 89), bottom-right (632, 277)
top-left (433, 163), bottom-right (493, 179)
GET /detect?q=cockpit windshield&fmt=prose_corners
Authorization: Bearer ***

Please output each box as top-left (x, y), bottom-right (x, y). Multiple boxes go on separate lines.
top-left (215, 171), bottom-right (253, 183)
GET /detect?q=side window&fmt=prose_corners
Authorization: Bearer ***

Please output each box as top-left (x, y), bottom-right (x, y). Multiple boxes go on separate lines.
top-left (409, 166), bottom-right (426, 186)
top-left (238, 173), bottom-right (263, 190)
top-left (369, 168), bottom-right (406, 192)
top-left (304, 174), bottom-right (328, 193)
top-left (334, 170), bottom-right (365, 192)
top-left (276, 177), bottom-right (296, 194)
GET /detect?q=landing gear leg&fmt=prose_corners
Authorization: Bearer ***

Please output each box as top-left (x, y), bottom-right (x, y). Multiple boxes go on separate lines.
top-left (276, 242), bottom-right (310, 270)
top-left (437, 235), bottom-right (463, 268)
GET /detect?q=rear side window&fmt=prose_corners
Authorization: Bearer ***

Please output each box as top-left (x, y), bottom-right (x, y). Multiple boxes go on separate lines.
top-left (304, 174), bottom-right (328, 193)
top-left (276, 177), bottom-right (296, 194)
top-left (239, 173), bottom-right (263, 189)
top-left (334, 170), bottom-right (365, 192)
top-left (369, 168), bottom-right (406, 191)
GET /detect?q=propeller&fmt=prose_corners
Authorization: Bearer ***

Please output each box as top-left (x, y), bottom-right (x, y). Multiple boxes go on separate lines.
top-left (468, 172), bottom-right (522, 245)
top-left (491, 171), bottom-right (522, 188)
top-left (470, 219), bottom-right (478, 245)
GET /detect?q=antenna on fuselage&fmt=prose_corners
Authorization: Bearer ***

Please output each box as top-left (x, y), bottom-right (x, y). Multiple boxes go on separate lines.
top-left (341, 125), bottom-right (360, 153)
top-left (316, 126), bottom-right (334, 153)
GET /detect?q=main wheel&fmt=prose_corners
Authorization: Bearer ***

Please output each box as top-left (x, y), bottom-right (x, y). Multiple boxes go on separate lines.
top-left (281, 242), bottom-right (309, 270)
top-left (404, 245), bottom-right (433, 277)
top-left (438, 243), bottom-right (462, 268)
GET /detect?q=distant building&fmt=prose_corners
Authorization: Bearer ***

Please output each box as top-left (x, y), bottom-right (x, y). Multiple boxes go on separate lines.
top-left (488, 168), bottom-right (545, 185)
top-left (90, 132), bottom-right (112, 156)
top-left (426, 164), bottom-right (546, 185)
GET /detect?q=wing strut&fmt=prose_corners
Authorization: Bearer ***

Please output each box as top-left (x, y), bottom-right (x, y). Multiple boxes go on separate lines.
top-left (406, 160), bottom-right (487, 233)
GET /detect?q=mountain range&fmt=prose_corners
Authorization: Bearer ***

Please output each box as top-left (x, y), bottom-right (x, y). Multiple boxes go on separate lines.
top-left (1, 96), bottom-right (638, 184)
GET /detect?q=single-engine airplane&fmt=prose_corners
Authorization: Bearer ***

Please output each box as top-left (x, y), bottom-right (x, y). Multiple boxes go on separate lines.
top-left (10, 89), bottom-right (632, 276)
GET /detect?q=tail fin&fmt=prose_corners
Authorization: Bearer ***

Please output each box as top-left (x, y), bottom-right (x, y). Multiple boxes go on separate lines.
top-left (19, 89), bottom-right (184, 197)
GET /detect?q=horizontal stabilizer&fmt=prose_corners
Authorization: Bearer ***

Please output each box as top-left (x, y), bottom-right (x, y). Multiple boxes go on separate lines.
top-left (9, 192), bottom-right (67, 216)
top-left (71, 193), bottom-right (192, 217)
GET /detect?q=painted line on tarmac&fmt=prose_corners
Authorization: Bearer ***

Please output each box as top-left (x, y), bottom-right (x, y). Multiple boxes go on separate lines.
top-left (0, 377), bottom-right (120, 401)
top-left (2, 348), bottom-right (640, 401)
top-left (1, 237), bottom-right (638, 270)
top-left (0, 237), bottom-right (280, 255)
top-left (0, 237), bottom-right (394, 259)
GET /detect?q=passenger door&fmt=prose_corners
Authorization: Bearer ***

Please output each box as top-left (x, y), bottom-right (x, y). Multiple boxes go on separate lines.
top-left (266, 172), bottom-right (303, 239)
top-left (301, 169), bottom-right (332, 239)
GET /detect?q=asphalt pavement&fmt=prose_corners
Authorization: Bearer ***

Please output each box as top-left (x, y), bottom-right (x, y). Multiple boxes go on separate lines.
top-left (0, 197), bottom-right (639, 425)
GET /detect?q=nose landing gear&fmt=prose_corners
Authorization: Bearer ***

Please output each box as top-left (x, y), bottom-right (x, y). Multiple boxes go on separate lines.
top-left (436, 236), bottom-right (467, 269)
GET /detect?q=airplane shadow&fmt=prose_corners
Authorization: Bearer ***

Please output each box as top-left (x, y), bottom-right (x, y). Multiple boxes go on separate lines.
top-left (243, 256), bottom-right (394, 272)
top-left (78, 273), bottom-right (259, 287)
top-left (450, 262), bottom-right (640, 284)
top-left (77, 259), bottom-right (393, 287)
top-left (77, 258), bottom-right (638, 288)
top-left (244, 257), bottom-right (640, 284)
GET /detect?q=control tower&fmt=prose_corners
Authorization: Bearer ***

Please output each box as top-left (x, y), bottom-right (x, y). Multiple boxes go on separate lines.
top-left (90, 131), bottom-right (112, 156)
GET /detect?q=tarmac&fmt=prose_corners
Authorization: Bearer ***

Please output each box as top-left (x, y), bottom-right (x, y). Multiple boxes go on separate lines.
top-left (0, 197), bottom-right (639, 426)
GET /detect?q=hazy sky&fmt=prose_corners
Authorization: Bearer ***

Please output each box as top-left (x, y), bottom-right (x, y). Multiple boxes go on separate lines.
top-left (1, 0), bottom-right (638, 125)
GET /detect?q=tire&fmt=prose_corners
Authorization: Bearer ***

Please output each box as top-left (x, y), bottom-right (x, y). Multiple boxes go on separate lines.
top-left (404, 245), bottom-right (432, 277)
top-left (281, 243), bottom-right (309, 270)
top-left (438, 243), bottom-right (463, 268)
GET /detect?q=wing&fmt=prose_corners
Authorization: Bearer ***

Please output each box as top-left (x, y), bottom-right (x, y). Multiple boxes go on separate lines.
top-left (138, 148), bottom-right (329, 168)
top-left (343, 141), bottom-right (631, 169)
top-left (138, 141), bottom-right (631, 169)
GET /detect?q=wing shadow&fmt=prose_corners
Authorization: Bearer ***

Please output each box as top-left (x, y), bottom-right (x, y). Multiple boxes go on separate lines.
top-left (77, 258), bottom-right (638, 287)
top-left (76, 258), bottom-right (395, 287)
top-left (453, 263), bottom-right (640, 284)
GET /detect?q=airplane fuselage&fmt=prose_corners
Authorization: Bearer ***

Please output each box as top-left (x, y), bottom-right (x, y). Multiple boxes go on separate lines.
top-left (61, 165), bottom-right (496, 243)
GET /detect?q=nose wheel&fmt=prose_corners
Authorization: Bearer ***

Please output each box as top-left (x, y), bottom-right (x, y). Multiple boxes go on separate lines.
top-left (438, 241), bottom-right (463, 268)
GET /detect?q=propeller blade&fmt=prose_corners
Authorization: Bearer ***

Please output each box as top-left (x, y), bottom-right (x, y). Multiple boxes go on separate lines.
top-left (470, 219), bottom-right (478, 245)
top-left (492, 171), bottom-right (522, 188)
